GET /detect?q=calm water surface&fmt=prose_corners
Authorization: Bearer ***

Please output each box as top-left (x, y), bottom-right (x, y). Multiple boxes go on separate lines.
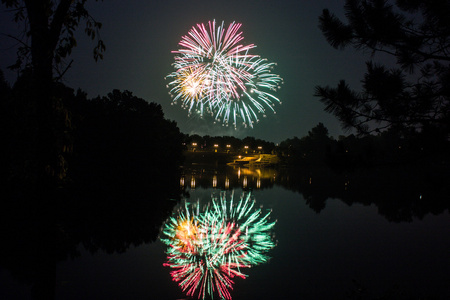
top-left (2, 167), bottom-right (449, 299)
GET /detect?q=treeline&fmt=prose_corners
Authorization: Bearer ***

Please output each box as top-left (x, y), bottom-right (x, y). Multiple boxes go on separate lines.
top-left (181, 122), bottom-right (450, 169)
top-left (1, 70), bottom-right (184, 198)
top-left (278, 123), bottom-right (450, 170)
top-left (182, 134), bottom-right (277, 153)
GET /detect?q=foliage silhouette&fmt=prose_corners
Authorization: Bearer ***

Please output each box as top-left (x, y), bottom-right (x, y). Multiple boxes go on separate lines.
top-left (315, 0), bottom-right (450, 137)
top-left (64, 88), bottom-right (184, 197)
top-left (2, 0), bottom-right (104, 76)
top-left (277, 123), bottom-right (334, 166)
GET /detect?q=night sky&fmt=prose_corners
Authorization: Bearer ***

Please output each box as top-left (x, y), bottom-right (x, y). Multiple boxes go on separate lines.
top-left (0, 0), bottom-right (383, 142)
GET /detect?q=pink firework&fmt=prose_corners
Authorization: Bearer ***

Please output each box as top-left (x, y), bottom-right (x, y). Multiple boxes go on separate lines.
top-left (167, 20), bottom-right (283, 128)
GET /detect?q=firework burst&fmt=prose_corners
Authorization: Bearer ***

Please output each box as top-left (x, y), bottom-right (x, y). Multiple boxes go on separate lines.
top-left (161, 191), bottom-right (276, 300)
top-left (166, 20), bottom-right (283, 128)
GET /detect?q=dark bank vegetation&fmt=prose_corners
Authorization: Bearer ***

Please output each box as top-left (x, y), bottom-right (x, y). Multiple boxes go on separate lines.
top-left (277, 123), bottom-right (450, 170)
top-left (181, 121), bottom-right (450, 170)
top-left (1, 72), bottom-right (184, 199)
top-left (1, 0), bottom-right (183, 201)
top-left (0, 71), bottom-right (184, 299)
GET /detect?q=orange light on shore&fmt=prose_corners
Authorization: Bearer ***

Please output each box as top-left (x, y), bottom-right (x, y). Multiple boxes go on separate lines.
top-left (213, 175), bottom-right (217, 188)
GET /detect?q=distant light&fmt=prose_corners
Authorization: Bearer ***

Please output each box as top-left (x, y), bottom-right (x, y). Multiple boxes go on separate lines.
top-left (212, 175), bottom-right (217, 188)
top-left (192, 142), bottom-right (197, 146)
top-left (214, 144), bottom-right (219, 147)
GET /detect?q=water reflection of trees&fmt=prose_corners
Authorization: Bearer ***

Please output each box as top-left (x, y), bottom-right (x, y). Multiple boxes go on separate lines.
top-left (1, 174), bottom-right (181, 299)
top-left (181, 165), bottom-right (449, 222)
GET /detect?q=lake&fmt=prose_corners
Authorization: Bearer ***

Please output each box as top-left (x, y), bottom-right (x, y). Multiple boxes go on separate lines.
top-left (1, 166), bottom-right (449, 299)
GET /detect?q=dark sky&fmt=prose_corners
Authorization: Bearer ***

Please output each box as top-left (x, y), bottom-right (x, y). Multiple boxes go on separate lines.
top-left (0, 0), bottom-right (381, 142)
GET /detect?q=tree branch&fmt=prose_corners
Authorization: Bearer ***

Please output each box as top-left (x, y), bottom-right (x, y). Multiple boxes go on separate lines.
top-left (2, 33), bottom-right (29, 48)
top-left (49, 0), bottom-right (74, 51)
top-left (54, 59), bottom-right (73, 81)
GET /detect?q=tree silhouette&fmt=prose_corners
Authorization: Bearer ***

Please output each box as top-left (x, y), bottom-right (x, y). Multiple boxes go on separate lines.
top-left (1, 0), bottom-right (105, 192)
top-left (64, 88), bottom-right (184, 196)
top-left (315, 0), bottom-right (450, 137)
top-left (278, 123), bottom-right (334, 166)
top-left (0, 70), bottom-right (12, 183)
top-left (2, 0), bottom-right (104, 79)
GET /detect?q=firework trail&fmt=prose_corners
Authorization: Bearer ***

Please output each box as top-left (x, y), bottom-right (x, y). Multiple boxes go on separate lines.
top-left (166, 20), bottom-right (283, 128)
